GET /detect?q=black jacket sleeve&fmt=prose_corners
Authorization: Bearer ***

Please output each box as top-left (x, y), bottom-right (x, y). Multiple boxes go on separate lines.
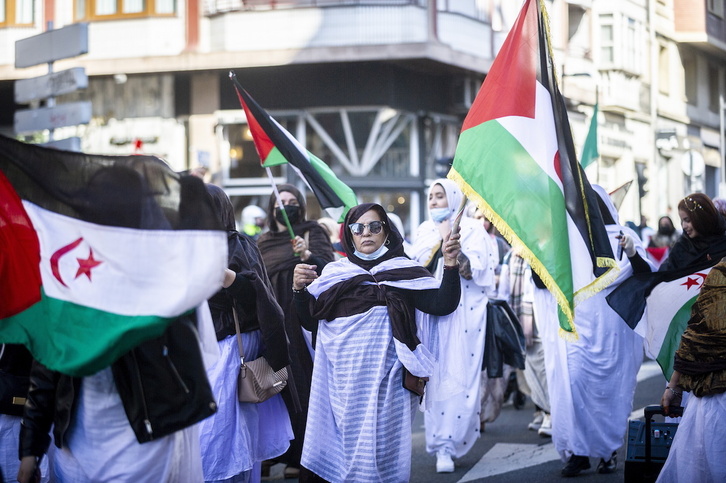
top-left (293, 290), bottom-right (317, 332)
top-left (19, 362), bottom-right (61, 459)
top-left (306, 254), bottom-right (330, 275)
top-left (411, 267), bottom-right (461, 316)
top-left (628, 252), bottom-right (653, 274)
top-left (226, 272), bottom-right (256, 311)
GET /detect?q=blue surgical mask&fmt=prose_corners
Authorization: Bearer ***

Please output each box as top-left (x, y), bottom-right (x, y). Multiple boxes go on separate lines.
top-left (430, 207), bottom-right (450, 223)
top-left (354, 242), bottom-right (389, 261)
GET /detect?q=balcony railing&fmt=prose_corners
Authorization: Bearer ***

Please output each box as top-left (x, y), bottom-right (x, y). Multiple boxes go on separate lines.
top-left (205, 0), bottom-right (490, 22)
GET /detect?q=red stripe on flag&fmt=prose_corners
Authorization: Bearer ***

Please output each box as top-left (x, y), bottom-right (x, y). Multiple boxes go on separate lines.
top-left (235, 89), bottom-right (275, 163)
top-left (461, 0), bottom-right (537, 132)
top-left (0, 170), bottom-right (41, 318)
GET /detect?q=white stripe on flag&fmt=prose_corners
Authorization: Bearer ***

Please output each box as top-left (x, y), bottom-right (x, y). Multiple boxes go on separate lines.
top-left (25, 201), bottom-right (227, 317)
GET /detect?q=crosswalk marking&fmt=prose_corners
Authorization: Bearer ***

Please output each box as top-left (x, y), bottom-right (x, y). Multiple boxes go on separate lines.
top-left (456, 360), bottom-right (665, 482)
top-left (458, 443), bottom-right (560, 481)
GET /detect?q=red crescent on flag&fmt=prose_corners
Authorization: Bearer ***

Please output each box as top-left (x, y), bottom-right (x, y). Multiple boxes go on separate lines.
top-left (50, 237), bottom-right (84, 287)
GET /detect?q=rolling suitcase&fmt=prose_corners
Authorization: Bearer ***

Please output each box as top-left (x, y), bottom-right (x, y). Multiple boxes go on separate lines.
top-left (624, 405), bottom-right (683, 483)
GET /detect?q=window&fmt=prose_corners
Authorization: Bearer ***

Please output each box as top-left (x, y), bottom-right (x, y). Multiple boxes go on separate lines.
top-left (658, 44), bottom-right (669, 95)
top-left (600, 14), bottom-right (614, 65)
top-left (0, 0), bottom-right (34, 26)
top-left (683, 55), bottom-right (698, 105)
top-left (75, 0), bottom-right (176, 21)
top-left (708, 0), bottom-right (724, 18)
top-left (623, 17), bottom-right (641, 74)
top-left (599, 13), bottom-right (643, 75)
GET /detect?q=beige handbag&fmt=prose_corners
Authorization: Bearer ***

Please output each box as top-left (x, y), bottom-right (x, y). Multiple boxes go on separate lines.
top-left (233, 306), bottom-right (288, 403)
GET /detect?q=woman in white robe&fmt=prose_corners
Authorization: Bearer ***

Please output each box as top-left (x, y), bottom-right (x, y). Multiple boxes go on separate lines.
top-left (292, 203), bottom-right (462, 482)
top-left (411, 179), bottom-right (496, 473)
top-left (539, 185), bottom-right (654, 477)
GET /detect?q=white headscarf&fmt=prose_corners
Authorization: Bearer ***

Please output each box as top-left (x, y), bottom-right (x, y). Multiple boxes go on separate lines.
top-left (427, 178), bottom-right (463, 222)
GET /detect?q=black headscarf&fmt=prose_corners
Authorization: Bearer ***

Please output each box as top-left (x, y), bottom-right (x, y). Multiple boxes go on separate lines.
top-left (266, 183), bottom-right (307, 232)
top-left (607, 194), bottom-right (726, 329)
top-left (342, 203), bottom-right (407, 271)
top-left (657, 216), bottom-right (676, 237)
top-left (205, 184), bottom-right (289, 370)
top-left (314, 203), bottom-right (432, 351)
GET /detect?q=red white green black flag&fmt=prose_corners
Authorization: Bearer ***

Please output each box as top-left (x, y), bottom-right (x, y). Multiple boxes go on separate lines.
top-left (230, 74), bottom-right (358, 223)
top-left (447, 0), bottom-right (617, 336)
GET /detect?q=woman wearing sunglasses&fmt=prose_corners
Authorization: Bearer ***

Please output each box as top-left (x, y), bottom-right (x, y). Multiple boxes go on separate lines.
top-left (291, 203), bottom-right (461, 482)
top-left (257, 184), bottom-right (335, 480)
top-left (410, 178), bottom-right (497, 473)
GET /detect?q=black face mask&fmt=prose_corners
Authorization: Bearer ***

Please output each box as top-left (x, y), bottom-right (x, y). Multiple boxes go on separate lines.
top-left (275, 205), bottom-right (301, 226)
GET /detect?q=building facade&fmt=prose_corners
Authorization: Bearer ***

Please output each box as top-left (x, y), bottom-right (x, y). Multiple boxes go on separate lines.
top-left (1, 0), bottom-right (725, 235)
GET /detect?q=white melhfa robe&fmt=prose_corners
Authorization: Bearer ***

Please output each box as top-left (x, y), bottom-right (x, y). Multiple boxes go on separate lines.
top-left (537, 190), bottom-right (651, 461)
top-left (301, 257), bottom-right (443, 482)
top-left (656, 391), bottom-right (726, 482)
top-left (413, 217), bottom-right (495, 458)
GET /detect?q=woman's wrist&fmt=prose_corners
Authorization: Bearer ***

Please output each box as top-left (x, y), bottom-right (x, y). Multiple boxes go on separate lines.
top-left (292, 285), bottom-right (307, 294)
top-left (666, 385), bottom-right (682, 397)
top-left (443, 262), bottom-right (460, 270)
top-left (300, 249), bottom-right (312, 262)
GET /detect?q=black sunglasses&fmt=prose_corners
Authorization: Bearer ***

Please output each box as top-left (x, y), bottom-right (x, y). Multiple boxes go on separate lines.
top-left (349, 220), bottom-right (386, 236)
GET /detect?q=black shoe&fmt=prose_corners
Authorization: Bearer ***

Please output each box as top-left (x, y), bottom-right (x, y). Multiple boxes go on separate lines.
top-left (596, 452), bottom-right (617, 474)
top-left (561, 455), bottom-right (590, 477)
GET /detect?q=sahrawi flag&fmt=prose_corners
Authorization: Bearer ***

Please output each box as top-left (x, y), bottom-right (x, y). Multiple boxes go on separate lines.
top-left (447, 0), bottom-right (616, 336)
top-left (230, 73), bottom-right (358, 222)
top-left (0, 134), bottom-right (227, 376)
top-left (633, 269), bottom-right (711, 380)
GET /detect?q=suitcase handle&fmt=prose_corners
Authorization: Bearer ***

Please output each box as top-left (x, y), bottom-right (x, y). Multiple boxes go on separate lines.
top-left (644, 405), bottom-right (683, 465)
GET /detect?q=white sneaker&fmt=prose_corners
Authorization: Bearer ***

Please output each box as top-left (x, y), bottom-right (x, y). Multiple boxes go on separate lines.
top-left (538, 413), bottom-right (552, 437)
top-left (436, 451), bottom-right (455, 473)
top-left (528, 410), bottom-right (544, 430)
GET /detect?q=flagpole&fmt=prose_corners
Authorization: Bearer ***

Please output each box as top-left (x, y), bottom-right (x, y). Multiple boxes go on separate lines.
top-left (266, 167), bottom-right (296, 241)
top-left (450, 196), bottom-right (468, 235)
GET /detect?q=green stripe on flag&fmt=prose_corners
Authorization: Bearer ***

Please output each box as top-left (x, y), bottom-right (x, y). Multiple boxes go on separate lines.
top-left (308, 153), bottom-right (358, 222)
top-left (3, 288), bottom-right (174, 377)
top-left (656, 295), bottom-right (697, 380)
top-left (261, 146), bottom-right (289, 168)
top-left (452, 119), bottom-right (575, 328)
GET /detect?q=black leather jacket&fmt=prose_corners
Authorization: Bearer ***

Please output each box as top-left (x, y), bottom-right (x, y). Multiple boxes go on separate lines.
top-left (19, 313), bottom-right (217, 458)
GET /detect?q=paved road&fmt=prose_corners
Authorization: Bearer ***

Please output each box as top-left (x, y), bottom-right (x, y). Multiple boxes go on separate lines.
top-left (265, 359), bottom-right (669, 482)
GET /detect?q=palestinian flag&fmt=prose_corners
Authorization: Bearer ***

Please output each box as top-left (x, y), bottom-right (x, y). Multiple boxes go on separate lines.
top-left (0, 135), bottom-right (227, 376)
top-left (230, 74), bottom-right (358, 222)
top-left (632, 269), bottom-right (711, 380)
top-left (447, 0), bottom-right (616, 336)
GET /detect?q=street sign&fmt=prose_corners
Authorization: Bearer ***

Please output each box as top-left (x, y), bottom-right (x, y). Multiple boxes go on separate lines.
top-left (14, 101), bottom-right (92, 134)
top-left (14, 67), bottom-right (88, 104)
top-left (15, 23), bottom-right (88, 69)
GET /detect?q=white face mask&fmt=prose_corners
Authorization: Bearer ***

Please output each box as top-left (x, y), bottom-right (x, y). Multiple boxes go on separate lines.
top-left (354, 242), bottom-right (389, 261)
top-left (430, 207), bottom-right (450, 223)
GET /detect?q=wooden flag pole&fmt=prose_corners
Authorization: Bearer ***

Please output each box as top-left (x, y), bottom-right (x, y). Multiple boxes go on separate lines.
top-left (450, 196), bottom-right (468, 235)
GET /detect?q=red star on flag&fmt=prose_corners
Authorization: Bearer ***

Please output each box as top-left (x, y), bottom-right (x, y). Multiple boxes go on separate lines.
top-left (75, 249), bottom-right (102, 281)
top-left (681, 277), bottom-right (700, 290)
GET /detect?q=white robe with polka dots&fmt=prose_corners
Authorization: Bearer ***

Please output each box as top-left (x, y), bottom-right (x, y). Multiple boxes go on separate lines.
top-left (413, 217), bottom-right (497, 458)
